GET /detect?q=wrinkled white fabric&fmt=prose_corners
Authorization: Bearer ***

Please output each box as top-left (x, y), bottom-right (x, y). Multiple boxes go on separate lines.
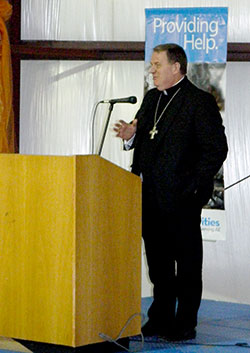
top-left (22, 0), bottom-right (250, 42)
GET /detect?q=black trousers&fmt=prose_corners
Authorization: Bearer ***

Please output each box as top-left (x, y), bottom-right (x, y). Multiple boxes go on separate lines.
top-left (142, 187), bottom-right (203, 331)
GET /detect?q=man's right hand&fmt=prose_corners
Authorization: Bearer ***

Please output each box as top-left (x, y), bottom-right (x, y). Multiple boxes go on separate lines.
top-left (113, 119), bottom-right (138, 140)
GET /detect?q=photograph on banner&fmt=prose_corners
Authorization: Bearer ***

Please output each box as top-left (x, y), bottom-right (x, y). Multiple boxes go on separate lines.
top-left (145, 7), bottom-right (228, 240)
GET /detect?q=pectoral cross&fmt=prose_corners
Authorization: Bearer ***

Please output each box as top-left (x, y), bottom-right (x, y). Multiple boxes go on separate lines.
top-left (149, 125), bottom-right (158, 139)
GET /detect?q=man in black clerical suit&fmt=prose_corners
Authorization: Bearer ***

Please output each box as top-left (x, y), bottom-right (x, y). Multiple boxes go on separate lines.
top-left (114, 44), bottom-right (228, 341)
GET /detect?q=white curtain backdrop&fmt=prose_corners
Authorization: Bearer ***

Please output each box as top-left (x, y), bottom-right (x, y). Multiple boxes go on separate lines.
top-left (203, 62), bottom-right (250, 303)
top-left (20, 60), bottom-right (144, 170)
top-left (21, 0), bottom-right (250, 42)
top-left (19, 0), bottom-right (250, 304)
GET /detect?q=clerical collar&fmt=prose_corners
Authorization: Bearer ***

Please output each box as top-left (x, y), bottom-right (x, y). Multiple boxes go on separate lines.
top-left (163, 76), bottom-right (186, 96)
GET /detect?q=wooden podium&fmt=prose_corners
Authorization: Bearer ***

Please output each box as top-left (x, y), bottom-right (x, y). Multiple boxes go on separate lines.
top-left (0, 154), bottom-right (141, 348)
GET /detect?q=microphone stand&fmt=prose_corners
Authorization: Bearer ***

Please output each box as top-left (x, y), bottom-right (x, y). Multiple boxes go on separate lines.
top-left (91, 101), bottom-right (102, 154)
top-left (98, 102), bottom-right (114, 156)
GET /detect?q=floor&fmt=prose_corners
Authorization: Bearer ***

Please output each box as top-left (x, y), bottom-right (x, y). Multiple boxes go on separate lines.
top-left (0, 297), bottom-right (249, 353)
top-left (129, 297), bottom-right (250, 353)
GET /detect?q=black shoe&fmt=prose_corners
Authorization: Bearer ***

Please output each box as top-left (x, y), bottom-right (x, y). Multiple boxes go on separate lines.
top-left (141, 321), bottom-right (159, 336)
top-left (141, 320), bottom-right (174, 338)
top-left (171, 327), bottom-right (196, 341)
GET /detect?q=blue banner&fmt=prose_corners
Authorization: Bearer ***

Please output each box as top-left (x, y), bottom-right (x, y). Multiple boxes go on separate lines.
top-left (145, 7), bottom-right (228, 241)
top-left (145, 7), bottom-right (228, 63)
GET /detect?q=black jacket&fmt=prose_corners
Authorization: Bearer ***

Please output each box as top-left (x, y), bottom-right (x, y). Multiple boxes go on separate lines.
top-left (131, 77), bottom-right (228, 211)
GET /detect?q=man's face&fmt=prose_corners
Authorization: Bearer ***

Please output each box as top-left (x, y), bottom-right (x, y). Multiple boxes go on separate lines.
top-left (150, 51), bottom-right (180, 91)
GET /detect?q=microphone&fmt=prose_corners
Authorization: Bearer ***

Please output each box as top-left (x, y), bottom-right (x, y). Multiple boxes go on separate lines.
top-left (100, 96), bottom-right (137, 104)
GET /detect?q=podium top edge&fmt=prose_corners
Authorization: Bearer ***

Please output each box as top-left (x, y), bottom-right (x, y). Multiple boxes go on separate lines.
top-left (0, 154), bottom-right (140, 180)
